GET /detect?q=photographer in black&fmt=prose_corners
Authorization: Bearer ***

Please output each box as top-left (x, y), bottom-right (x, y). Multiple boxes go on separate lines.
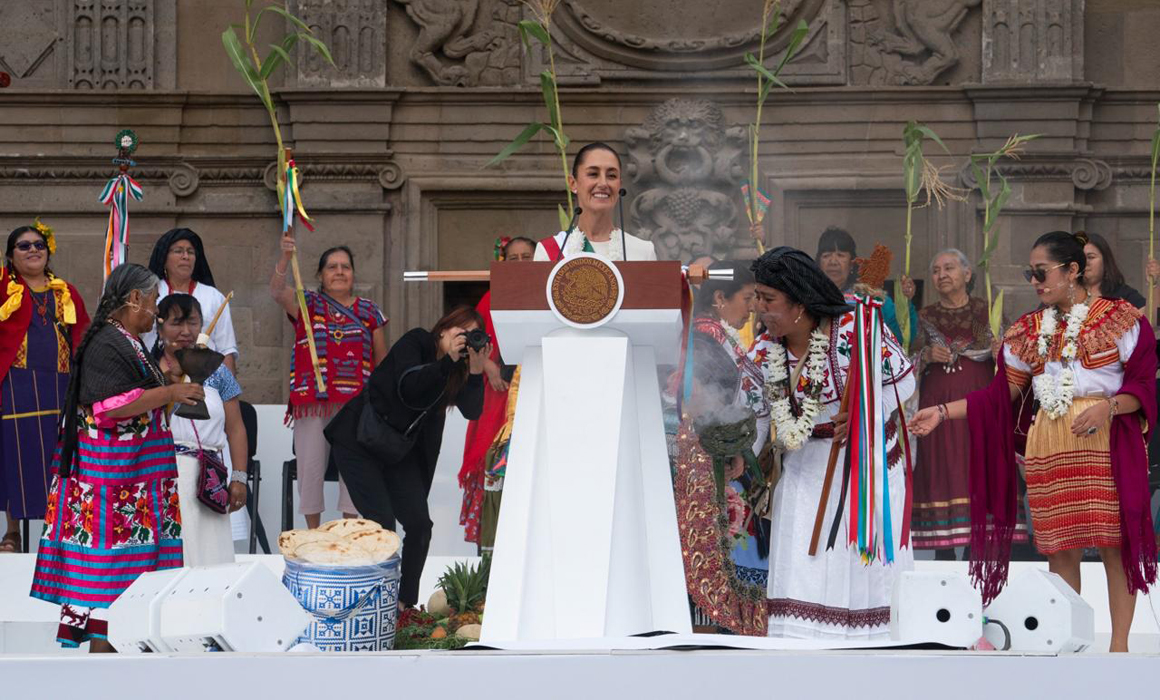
top-left (326, 305), bottom-right (487, 608)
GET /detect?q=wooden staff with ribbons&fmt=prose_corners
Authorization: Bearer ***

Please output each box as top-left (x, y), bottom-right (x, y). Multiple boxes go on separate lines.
top-left (281, 147), bottom-right (325, 394)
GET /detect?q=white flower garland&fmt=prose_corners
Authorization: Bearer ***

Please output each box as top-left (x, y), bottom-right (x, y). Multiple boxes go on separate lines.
top-left (1032, 302), bottom-right (1087, 420)
top-left (765, 327), bottom-right (830, 451)
top-left (720, 322), bottom-right (745, 358)
top-left (561, 228), bottom-right (626, 261)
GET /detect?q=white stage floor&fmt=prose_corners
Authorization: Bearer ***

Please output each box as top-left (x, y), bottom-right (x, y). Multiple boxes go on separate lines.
top-left (2, 645), bottom-right (1158, 700)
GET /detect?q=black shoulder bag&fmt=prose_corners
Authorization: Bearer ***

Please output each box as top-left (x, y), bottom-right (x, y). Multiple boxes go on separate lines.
top-left (356, 364), bottom-right (445, 462)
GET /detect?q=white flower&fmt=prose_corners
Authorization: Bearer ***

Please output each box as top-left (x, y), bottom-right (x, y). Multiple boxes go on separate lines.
top-left (765, 327), bottom-right (830, 451)
top-left (561, 228), bottom-right (626, 261)
top-left (1032, 303), bottom-right (1087, 419)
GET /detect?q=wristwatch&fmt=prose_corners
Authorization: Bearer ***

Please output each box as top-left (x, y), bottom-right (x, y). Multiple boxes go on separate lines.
top-left (230, 471), bottom-right (249, 485)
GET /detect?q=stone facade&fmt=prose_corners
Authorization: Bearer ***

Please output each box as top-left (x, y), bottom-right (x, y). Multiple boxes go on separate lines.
top-left (0, 0), bottom-right (1158, 402)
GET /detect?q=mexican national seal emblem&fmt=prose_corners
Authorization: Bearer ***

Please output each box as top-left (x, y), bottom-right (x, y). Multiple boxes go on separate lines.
top-left (547, 254), bottom-right (624, 328)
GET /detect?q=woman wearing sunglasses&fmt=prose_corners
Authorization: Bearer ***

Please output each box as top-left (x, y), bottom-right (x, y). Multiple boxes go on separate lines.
top-left (0, 223), bottom-right (90, 554)
top-left (910, 230), bottom-right (1157, 652)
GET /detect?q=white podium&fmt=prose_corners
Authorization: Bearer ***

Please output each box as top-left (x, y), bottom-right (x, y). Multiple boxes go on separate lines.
top-left (481, 256), bottom-right (692, 642)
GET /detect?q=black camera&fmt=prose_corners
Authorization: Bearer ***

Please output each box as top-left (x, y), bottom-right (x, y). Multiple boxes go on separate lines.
top-left (462, 328), bottom-right (490, 352)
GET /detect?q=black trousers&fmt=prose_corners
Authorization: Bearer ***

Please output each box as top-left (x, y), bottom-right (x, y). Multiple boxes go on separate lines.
top-left (330, 441), bottom-right (436, 606)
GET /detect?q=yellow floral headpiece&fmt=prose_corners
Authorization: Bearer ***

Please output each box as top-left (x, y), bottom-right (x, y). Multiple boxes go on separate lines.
top-left (32, 218), bottom-right (57, 255)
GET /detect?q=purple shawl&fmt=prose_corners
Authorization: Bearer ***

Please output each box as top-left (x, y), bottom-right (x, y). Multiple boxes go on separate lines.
top-left (967, 319), bottom-right (1158, 603)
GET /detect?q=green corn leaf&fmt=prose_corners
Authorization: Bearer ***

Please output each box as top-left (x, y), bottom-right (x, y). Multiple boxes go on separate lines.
top-left (486, 122), bottom-right (546, 168)
top-left (298, 32), bottom-right (335, 66)
top-left (894, 285), bottom-right (912, 354)
top-left (558, 203), bottom-right (571, 232)
top-left (913, 124), bottom-right (950, 155)
top-left (968, 158), bottom-right (991, 203)
top-left (540, 70), bottom-right (559, 131)
top-left (222, 27), bottom-right (270, 110)
top-left (773, 19), bottom-right (810, 75)
top-left (260, 33), bottom-right (300, 79)
top-left (989, 290), bottom-right (1005, 340)
top-left (256, 3), bottom-right (313, 35)
top-left (518, 19), bottom-right (550, 52)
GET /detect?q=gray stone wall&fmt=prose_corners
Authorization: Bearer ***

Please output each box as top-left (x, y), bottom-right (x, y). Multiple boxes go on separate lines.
top-left (1, 0), bottom-right (1159, 402)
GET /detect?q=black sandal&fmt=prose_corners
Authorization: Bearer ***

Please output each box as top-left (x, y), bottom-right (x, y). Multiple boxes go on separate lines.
top-left (0, 530), bottom-right (20, 553)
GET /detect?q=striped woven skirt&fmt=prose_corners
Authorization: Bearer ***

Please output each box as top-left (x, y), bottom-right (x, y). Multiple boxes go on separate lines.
top-left (29, 412), bottom-right (183, 646)
top-left (1024, 397), bottom-right (1120, 554)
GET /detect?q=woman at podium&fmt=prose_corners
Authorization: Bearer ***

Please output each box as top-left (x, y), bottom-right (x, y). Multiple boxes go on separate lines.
top-left (748, 247), bottom-right (915, 640)
top-left (533, 143), bottom-right (658, 262)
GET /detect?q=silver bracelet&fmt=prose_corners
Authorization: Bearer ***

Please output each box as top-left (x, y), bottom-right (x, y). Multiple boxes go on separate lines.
top-left (230, 471), bottom-right (249, 485)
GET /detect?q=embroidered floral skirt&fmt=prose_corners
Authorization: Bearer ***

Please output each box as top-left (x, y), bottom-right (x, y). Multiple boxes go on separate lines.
top-left (766, 436), bottom-right (912, 640)
top-left (29, 417), bottom-right (183, 647)
top-left (1024, 398), bottom-right (1120, 555)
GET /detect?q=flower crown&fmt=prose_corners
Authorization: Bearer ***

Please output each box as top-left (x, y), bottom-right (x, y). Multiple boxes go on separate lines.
top-left (32, 218), bottom-right (57, 255)
top-left (494, 236), bottom-right (512, 261)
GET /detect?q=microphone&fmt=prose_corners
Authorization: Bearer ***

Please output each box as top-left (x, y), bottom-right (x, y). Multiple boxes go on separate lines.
top-left (618, 188), bottom-right (628, 260)
top-left (560, 206), bottom-right (583, 254)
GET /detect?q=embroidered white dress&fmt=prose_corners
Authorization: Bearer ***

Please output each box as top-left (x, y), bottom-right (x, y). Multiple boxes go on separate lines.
top-left (533, 229), bottom-right (658, 261)
top-left (749, 311), bottom-right (915, 639)
top-left (170, 365), bottom-right (242, 567)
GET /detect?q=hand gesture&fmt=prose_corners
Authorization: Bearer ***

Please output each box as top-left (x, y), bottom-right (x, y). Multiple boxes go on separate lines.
top-left (483, 360), bottom-right (508, 392)
top-left (169, 383), bottom-right (205, 406)
top-left (927, 345), bottom-right (953, 364)
top-left (833, 411), bottom-right (849, 446)
top-left (466, 340), bottom-right (491, 375)
top-left (1070, 400), bottom-right (1111, 438)
top-left (900, 275), bottom-right (916, 300)
top-left (439, 327), bottom-right (467, 360)
top-left (279, 231), bottom-right (296, 257)
top-left (909, 406), bottom-right (942, 437)
top-left (726, 454), bottom-right (745, 481)
top-left (228, 481), bottom-right (247, 513)
top-left (1148, 258), bottom-right (1160, 287)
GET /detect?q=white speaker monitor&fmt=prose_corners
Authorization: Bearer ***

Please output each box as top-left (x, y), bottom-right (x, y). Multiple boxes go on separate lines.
top-left (982, 568), bottom-right (1094, 653)
top-left (159, 561), bottom-right (312, 652)
top-left (890, 571), bottom-right (983, 648)
top-left (106, 567), bottom-right (190, 654)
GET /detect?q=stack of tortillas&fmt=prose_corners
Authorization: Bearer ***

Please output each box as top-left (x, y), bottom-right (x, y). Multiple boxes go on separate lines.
top-left (279, 518), bottom-right (401, 566)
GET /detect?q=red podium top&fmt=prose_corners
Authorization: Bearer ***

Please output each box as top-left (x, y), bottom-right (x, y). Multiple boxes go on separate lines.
top-left (490, 261), bottom-right (684, 312)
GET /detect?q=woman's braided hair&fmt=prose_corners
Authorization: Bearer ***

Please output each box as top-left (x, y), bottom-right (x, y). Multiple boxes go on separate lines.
top-left (57, 263), bottom-right (159, 477)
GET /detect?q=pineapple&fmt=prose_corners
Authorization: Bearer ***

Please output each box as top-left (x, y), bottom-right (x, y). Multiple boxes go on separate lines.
top-left (437, 556), bottom-right (491, 627)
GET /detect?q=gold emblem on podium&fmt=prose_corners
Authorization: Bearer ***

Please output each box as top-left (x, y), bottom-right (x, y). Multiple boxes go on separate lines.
top-left (548, 255), bottom-right (622, 326)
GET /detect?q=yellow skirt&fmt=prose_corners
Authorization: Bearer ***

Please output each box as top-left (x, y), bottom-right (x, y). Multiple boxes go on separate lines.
top-left (1024, 397), bottom-right (1120, 554)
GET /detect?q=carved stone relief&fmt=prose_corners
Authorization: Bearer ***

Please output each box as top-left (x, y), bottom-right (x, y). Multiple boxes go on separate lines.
top-left (0, 1), bottom-right (64, 89)
top-left (544, 0), bottom-right (846, 85)
top-left (982, 0), bottom-right (1083, 83)
top-left (289, 0), bottom-right (388, 88)
top-left (68, 0), bottom-right (175, 89)
top-left (391, 0), bottom-right (522, 87)
top-left (849, 0), bottom-right (981, 85)
top-left (625, 98), bottom-right (747, 262)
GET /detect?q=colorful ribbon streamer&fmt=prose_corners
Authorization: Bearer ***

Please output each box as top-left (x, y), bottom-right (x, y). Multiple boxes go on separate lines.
top-left (741, 182), bottom-right (771, 225)
top-left (283, 160), bottom-right (315, 233)
top-left (99, 173), bottom-right (144, 280)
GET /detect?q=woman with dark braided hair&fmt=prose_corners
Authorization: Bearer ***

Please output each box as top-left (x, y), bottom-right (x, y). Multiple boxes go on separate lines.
top-left (29, 263), bottom-right (203, 651)
top-left (0, 222), bottom-right (89, 553)
top-left (747, 247), bottom-right (915, 640)
top-left (912, 231), bottom-right (1157, 652)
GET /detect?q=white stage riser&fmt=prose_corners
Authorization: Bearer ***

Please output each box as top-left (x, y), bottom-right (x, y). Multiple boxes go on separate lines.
top-left (2, 650), bottom-right (1159, 700)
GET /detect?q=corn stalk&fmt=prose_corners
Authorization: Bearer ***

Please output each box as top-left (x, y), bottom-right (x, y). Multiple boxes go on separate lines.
top-left (1148, 104), bottom-right (1160, 314)
top-left (969, 133), bottom-right (1042, 339)
top-left (488, 1), bottom-right (573, 231)
top-left (221, 0), bottom-right (334, 390)
top-left (895, 122), bottom-right (963, 353)
top-left (743, 1), bottom-right (809, 252)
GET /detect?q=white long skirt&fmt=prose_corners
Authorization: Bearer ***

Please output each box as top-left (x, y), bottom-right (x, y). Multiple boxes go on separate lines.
top-left (766, 437), bottom-right (913, 640)
top-left (176, 453), bottom-right (236, 567)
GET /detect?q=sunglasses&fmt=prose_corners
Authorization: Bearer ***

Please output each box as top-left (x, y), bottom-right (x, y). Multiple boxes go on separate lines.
top-left (15, 240), bottom-right (47, 252)
top-left (1022, 262), bottom-right (1066, 284)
